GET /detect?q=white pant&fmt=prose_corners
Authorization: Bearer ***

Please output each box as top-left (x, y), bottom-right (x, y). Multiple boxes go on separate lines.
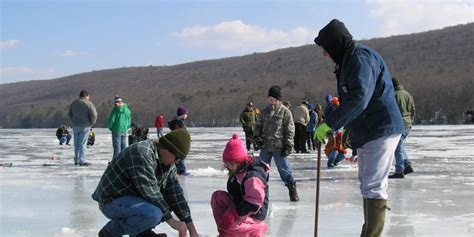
top-left (357, 134), bottom-right (401, 199)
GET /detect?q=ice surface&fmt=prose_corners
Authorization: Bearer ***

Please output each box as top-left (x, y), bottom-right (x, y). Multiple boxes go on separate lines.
top-left (1, 126), bottom-right (473, 236)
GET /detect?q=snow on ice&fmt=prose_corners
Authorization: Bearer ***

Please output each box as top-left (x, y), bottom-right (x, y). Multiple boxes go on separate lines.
top-left (1, 126), bottom-right (473, 236)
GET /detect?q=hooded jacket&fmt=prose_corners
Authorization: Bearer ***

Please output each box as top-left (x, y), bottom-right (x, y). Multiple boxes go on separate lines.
top-left (314, 19), bottom-right (403, 149)
top-left (108, 104), bottom-right (132, 133)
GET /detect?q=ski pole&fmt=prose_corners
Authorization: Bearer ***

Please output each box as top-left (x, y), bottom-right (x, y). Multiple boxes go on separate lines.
top-left (314, 141), bottom-right (322, 237)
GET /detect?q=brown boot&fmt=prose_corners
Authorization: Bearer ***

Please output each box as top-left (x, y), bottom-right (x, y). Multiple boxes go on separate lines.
top-left (287, 184), bottom-right (300, 201)
top-left (361, 199), bottom-right (389, 237)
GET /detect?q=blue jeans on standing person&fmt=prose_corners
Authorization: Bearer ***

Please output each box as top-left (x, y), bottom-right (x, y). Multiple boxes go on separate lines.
top-left (99, 195), bottom-right (162, 236)
top-left (394, 127), bottom-right (411, 174)
top-left (259, 149), bottom-right (295, 185)
top-left (176, 160), bottom-right (188, 175)
top-left (328, 150), bottom-right (346, 167)
top-left (73, 127), bottom-right (89, 164)
top-left (112, 132), bottom-right (128, 160)
top-left (156, 128), bottom-right (163, 138)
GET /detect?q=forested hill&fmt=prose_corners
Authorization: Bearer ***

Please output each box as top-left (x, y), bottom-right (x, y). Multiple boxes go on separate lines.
top-left (1, 23), bottom-right (473, 128)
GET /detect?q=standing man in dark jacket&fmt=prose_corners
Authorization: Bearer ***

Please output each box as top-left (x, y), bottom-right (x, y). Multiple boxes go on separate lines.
top-left (68, 90), bottom-right (97, 166)
top-left (313, 19), bottom-right (403, 237)
top-left (168, 106), bottom-right (190, 176)
top-left (389, 77), bottom-right (416, 179)
top-left (92, 129), bottom-right (199, 237)
top-left (239, 102), bottom-right (257, 151)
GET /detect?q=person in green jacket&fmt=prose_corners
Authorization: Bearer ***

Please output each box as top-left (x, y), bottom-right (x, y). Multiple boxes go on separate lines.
top-left (389, 77), bottom-right (416, 178)
top-left (239, 102), bottom-right (258, 151)
top-left (108, 95), bottom-right (132, 160)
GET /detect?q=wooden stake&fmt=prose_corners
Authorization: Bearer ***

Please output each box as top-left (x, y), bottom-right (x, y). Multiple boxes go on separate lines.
top-left (314, 141), bottom-right (322, 237)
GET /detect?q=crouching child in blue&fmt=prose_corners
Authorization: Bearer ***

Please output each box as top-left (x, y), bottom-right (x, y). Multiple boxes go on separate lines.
top-left (211, 134), bottom-right (270, 237)
top-left (92, 129), bottom-right (199, 237)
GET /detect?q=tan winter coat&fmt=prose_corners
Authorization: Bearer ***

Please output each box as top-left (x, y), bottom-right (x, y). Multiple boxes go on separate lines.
top-left (293, 104), bottom-right (310, 126)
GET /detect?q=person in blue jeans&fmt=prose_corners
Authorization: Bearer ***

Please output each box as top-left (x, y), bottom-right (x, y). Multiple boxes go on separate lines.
top-left (92, 129), bottom-right (199, 237)
top-left (108, 95), bottom-right (132, 160)
top-left (389, 77), bottom-right (416, 179)
top-left (56, 125), bottom-right (72, 145)
top-left (168, 106), bottom-right (190, 176)
top-left (253, 86), bottom-right (298, 201)
top-left (325, 131), bottom-right (347, 167)
top-left (68, 90), bottom-right (97, 166)
top-left (392, 128), bottom-right (412, 176)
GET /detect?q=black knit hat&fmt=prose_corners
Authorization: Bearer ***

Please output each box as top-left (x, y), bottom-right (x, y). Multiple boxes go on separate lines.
top-left (268, 85), bottom-right (282, 101)
top-left (159, 129), bottom-right (191, 160)
top-left (314, 19), bottom-right (353, 65)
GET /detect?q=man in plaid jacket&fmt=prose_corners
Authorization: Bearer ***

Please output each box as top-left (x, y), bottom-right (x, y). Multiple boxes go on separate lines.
top-left (92, 129), bottom-right (198, 237)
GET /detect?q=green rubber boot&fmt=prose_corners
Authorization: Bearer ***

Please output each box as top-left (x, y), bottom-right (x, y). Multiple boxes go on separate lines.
top-left (361, 198), bottom-right (367, 237)
top-left (361, 199), bottom-right (389, 237)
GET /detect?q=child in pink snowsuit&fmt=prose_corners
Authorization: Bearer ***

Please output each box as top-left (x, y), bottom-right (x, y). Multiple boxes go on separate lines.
top-left (211, 134), bottom-right (270, 237)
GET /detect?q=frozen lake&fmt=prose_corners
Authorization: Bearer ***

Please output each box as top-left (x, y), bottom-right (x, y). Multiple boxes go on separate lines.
top-left (1, 126), bottom-right (473, 237)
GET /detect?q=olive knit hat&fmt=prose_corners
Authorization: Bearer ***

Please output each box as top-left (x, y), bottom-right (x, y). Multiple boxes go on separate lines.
top-left (159, 129), bottom-right (191, 160)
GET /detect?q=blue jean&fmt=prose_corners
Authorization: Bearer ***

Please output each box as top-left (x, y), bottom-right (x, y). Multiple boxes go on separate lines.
top-left (176, 160), bottom-right (187, 174)
top-left (259, 150), bottom-right (295, 185)
top-left (394, 127), bottom-right (411, 174)
top-left (112, 132), bottom-right (128, 160)
top-left (99, 196), bottom-right (162, 236)
top-left (156, 128), bottom-right (163, 138)
top-left (328, 151), bottom-right (345, 166)
top-left (58, 135), bottom-right (72, 145)
top-left (73, 127), bottom-right (89, 164)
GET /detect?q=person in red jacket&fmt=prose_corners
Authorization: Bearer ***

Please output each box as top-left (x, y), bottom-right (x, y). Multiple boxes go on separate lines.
top-left (155, 113), bottom-right (165, 138)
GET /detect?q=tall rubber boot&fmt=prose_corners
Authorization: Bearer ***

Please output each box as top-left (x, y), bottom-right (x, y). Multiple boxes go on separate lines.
top-left (361, 199), bottom-right (389, 237)
top-left (361, 198), bottom-right (367, 237)
top-left (287, 184), bottom-right (300, 201)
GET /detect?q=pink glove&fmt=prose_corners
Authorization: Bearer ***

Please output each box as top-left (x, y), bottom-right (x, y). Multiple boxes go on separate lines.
top-left (218, 208), bottom-right (239, 230)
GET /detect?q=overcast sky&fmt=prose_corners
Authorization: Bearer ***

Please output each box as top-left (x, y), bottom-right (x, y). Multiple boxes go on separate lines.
top-left (1, 0), bottom-right (473, 84)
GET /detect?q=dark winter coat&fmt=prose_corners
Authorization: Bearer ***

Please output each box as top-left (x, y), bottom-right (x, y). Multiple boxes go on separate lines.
top-left (317, 20), bottom-right (403, 149)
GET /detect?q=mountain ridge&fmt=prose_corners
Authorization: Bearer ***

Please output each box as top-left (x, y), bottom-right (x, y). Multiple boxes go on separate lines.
top-left (1, 23), bottom-right (473, 128)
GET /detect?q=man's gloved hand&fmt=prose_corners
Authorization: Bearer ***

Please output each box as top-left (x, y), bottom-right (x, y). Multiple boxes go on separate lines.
top-left (253, 136), bottom-right (264, 151)
top-left (314, 123), bottom-right (332, 143)
top-left (282, 145), bottom-right (292, 157)
top-left (218, 208), bottom-right (239, 230)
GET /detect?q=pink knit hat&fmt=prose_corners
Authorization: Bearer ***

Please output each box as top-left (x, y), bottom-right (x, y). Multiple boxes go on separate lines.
top-left (223, 134), bottom-right (252, 163)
